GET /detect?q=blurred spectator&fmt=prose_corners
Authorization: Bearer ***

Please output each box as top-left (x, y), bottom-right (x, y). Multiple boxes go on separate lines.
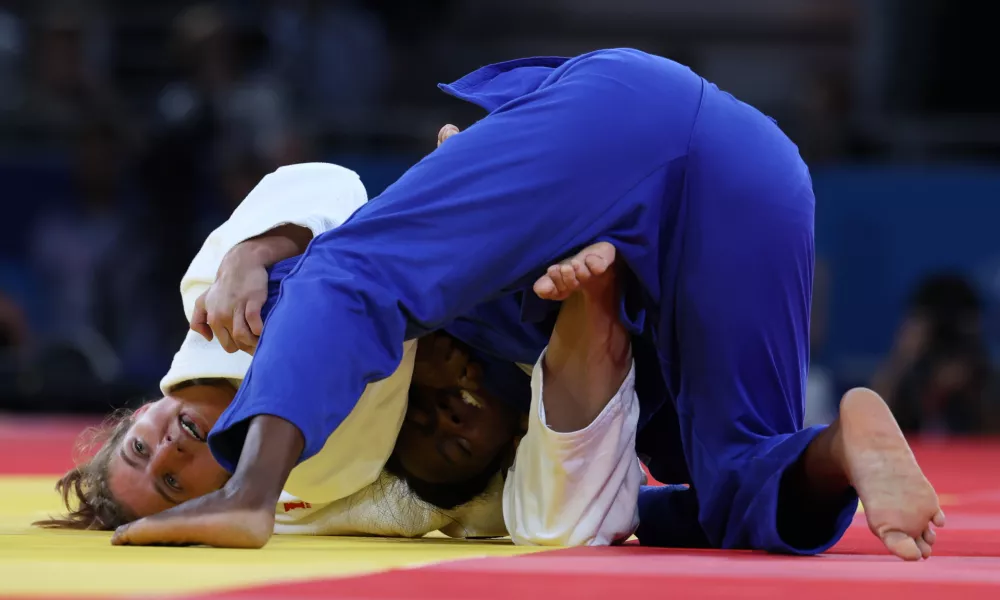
top-left (156, 3), bottom-right (292, 165)
top-left (218, 147), bottom-right (271, 214)
top-left (28, 118), bottom-right (154, 381)
top-left (0, 290), bottom-right (28, 399)
top-left (794, 68), bottom-right (863, 164)
top-left (17, 0), bottom-right (120, 140)
top-left (872, 274), bottom-right (995, 435)
top-left (141, 3), bottom-right (296, 345)
top-left (0, 1), bottom-right (24, 114)
top-left (0, 291), bottom-right (27, 350)
top-left (266, 0), bottom-right (389, 126)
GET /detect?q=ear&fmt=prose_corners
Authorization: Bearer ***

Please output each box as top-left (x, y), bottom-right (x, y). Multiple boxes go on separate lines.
top-left (133, 403), bottom-right (154, 418)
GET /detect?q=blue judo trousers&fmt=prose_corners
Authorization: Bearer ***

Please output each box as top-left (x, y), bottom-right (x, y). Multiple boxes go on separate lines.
top-left (215, 48), bottom-right (858, 554)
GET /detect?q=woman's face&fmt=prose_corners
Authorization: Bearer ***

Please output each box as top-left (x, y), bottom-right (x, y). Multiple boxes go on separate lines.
top-left (396, 334), bottom-right (522, 484)
top-left (106, 386), bottom-right (233, 519)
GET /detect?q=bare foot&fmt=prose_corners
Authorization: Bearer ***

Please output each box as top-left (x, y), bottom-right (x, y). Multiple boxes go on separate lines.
top-left (836, 388), bottom-right (945, 560)
top-left (533, 242), bottom-right (617, 302)
top-left (111, 487), bottom-right (275, 548)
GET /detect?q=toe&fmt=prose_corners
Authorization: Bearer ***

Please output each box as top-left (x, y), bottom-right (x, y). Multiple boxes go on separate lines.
top-left (916, 536), bottom-right (933, 559)
top-left (922, 527), bottom-right (936, 546)
top-left (933, 509), bottom-right (946, 528)
top-left (584, 253), bottom-right (608, 276)
top-left (547, 266), bottom-right (567, 296)
top-left (882, 530), bottom-right (922, 561)
top-left (560, 263), bottom-right (578, 289)
top-left (533, 276), bottom-right (557, 299)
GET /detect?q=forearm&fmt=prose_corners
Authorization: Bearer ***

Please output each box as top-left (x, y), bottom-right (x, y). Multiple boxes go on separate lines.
top-left (226, 224), bottom-right (313, 270)
top-left (224, 415), bottom-right (304, 506)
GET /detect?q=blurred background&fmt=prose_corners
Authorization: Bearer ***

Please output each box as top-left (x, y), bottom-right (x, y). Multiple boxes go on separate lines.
top-left (0, 0), bottom-right (997, 437)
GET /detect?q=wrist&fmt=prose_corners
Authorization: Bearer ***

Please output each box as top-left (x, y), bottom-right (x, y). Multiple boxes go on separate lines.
top-left (231, 237), bottom-right (282, 269)
top-left (227, 415), bottom-right (305, 507)
top-left (229, 224), bottom-right (313, 269)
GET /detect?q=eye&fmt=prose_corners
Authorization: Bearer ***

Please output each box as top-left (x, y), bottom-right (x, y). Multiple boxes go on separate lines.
top-left (132, 439), bottom-right (147, 456)
top-left (164, 474), bottom-right (182, 491)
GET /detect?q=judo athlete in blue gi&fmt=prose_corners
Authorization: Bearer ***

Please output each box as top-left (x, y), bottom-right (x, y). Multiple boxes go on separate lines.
top-left (111, 49), bottom-right (944, 560)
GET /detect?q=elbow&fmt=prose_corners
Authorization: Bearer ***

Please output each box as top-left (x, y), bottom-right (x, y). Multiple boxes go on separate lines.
top-left (268, 163), bottom-right (369, 219)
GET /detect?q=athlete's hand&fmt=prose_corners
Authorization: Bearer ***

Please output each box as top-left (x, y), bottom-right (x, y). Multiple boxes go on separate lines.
top-left (192, 224), bottom-right (313, 354)
top-left (110, 485), bottom-right (275, 549)
top-left (437, 124), bottom-right (460, 147)
top-left (191, 245), bottom-right (268, 355)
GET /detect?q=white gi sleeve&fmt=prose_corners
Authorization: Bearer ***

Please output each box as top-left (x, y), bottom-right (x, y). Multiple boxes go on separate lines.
top-left (502, 349), bottom-right (644, 546)
top-left (275, 470), bottom-right (508, 539)
top-left (274, 472), bottom-right (453, 537)
top-left (160, 162), bottom-right (367, 394)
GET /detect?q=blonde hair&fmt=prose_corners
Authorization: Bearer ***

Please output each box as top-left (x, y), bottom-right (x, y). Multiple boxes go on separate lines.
top-left (34, 407), bottom-right (139, 530)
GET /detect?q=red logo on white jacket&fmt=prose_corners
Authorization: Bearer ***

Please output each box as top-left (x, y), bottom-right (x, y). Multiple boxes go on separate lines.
top-left (283, 501), bottom-right (312, 512)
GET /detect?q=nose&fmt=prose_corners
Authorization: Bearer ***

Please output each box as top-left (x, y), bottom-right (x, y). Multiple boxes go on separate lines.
top-left (437, 404), bottom-right (463, 432)
top-left (149, 435), bottom-right (189, 475)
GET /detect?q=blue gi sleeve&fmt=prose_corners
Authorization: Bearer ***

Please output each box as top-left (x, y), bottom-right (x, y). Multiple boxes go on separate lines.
top-left (207, 49), bottom-right (699, 469)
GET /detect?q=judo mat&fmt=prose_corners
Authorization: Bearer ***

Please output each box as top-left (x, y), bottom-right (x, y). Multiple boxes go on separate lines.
top-left (1, 417), bottom-right (999, 599)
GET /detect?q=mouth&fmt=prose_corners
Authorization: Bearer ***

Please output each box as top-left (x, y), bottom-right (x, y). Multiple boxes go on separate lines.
top-left (459, 390), bottom-right (483, 409)
top-left (455, 436), bottom-right (473, 456)
top-left (179, 413), bottom-right (207, 442)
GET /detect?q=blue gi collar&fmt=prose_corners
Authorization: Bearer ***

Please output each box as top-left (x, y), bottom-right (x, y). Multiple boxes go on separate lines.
top-left (438, 56), bottom-right (570, 112)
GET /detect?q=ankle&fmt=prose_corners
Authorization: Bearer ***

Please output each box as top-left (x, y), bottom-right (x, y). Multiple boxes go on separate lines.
top-left (801, 423), bottom-right (851, 494)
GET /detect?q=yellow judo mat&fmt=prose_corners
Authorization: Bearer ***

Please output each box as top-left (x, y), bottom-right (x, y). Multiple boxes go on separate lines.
top-left (0, 475), bottom-right (543, 598)
top-left (8, 419), bottom-right (1000, 600)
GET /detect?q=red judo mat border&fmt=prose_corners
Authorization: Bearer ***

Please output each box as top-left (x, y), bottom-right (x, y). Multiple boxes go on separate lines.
top-left (171, 524), bottom-right (1000, 600)
top-left (0, 417), bottom-right (100, 475)
top-left (3, 419), bottom-right (1000, 600)
top-left (9, 545), bottom-right (1000, 600)
top-left (188, 556), bottom-right (1000, 600)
